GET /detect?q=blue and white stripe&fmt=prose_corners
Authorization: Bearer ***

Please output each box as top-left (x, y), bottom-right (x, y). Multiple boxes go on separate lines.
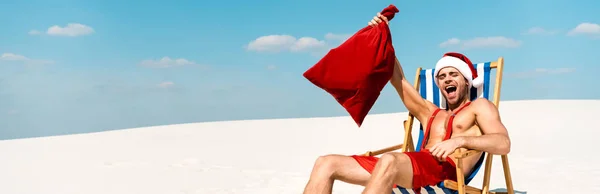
top-left (394, 62), bottom-right (492, 194)
top-left (420, 62), bottom-right (491, 109)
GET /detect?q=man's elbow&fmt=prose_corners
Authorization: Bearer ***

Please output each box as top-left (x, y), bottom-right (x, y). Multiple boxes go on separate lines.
top-left (498, 136), bottom-right (511, 155)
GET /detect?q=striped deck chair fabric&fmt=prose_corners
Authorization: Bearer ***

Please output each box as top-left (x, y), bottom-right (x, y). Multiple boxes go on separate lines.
top-left (392, 62), bottom-right (492, 194)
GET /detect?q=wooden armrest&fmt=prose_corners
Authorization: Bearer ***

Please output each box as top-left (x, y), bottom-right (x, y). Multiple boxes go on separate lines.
top-left (451, 149), bottom-right (481, 159)
top-left (363, 144), bottom-right (404, 156)
top-left (443, 180), bottom-right (483, 194)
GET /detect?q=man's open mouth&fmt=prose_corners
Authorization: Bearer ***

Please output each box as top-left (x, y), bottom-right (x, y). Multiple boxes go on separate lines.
top-left (445, 85), bottom-right (457, 95)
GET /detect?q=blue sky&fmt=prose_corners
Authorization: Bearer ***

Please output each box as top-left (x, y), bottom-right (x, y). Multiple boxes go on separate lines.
top-left (1, 0), bottom-right (599, 139)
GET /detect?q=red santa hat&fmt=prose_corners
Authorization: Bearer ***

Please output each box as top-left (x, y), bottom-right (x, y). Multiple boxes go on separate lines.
top-left (433, 52), bottom-right (483, 89)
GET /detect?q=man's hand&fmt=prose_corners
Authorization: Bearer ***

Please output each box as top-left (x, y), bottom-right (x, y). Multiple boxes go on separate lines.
top-left (368, 12), bottom-right (389, 27)
top-left (429, 137), bottom-right (465, 162)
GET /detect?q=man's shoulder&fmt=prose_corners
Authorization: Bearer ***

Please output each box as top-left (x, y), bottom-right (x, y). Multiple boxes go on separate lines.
top-left (471, 98), bottom-right (497, 111)
top-left (471, 98), bottom-right (496, 109)
top-left (471, 98), bottom-right (493, 106)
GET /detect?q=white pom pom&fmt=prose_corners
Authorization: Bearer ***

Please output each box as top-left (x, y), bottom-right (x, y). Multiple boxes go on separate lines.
top-left (472, 77), bottom-right (484, 88)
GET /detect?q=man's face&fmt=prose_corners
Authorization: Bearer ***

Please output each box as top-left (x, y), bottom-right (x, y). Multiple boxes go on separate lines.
top-left (436, 67), bottom-right (469, 105)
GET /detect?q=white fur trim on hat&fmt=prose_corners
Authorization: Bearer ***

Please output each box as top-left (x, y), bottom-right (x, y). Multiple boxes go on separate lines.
top-left (433, 56), bottom-right (481, 89)
top-left (433, 56), bottom-right (473, 86)
top-left (471, 75), bottom-right (484, 88)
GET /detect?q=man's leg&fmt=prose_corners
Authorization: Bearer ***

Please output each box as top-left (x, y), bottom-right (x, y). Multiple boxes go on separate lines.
top-left (362, 152), bottom-right (414, 194)
top-left (303, 154), bottom-right (371, 194)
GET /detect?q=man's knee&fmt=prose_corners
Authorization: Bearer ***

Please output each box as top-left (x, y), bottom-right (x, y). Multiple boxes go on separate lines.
top-left (313, 154), bottom-right (339, 172)
top-left (378, 153), bottom-right (411, 169)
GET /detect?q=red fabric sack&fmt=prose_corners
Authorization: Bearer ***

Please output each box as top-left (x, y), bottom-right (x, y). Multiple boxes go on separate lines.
top-left (303, 4), bottom-right (399, 127)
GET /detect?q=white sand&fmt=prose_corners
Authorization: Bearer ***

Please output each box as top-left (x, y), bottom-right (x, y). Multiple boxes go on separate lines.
top-left (1, 99), bottom-right (599, 194)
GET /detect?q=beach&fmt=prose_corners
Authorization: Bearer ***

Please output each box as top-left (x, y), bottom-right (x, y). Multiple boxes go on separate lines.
top-left (1, 99), bottom-right (599, 194)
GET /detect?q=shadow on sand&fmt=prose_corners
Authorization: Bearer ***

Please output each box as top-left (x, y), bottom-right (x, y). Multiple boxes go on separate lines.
top-left (490, 188), bottom-right (527, 194)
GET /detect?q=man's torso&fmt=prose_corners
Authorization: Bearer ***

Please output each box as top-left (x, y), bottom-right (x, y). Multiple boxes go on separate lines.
top-left (420, 99), bottom-right (484, 175)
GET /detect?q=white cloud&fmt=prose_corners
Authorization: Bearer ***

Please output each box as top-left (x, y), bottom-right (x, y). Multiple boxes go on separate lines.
top-left (157, 81), bottom-right (175, 88)
top-left (0, 53), bottom-right (54, 65)
top-left (138, 57), bottom-right (196, 68)
top-left (6, 109), bottom-right (19, 115)
top-left (324, 33), bottom-right (352, 42)
top-left (440, 36), bottom-right (521, 49)
top-left (290, 37), bottom-right (327, 52)
top-left (246, 35), bottom-right (297, 52)
top-left (534, 67), bottom-right (575, 74)
top-left (28, 30), bottom-right (42, 35)
top-left (1, 53), bottom-right (28, 61)
top-left (522, 27), bottom-right (557, 35)
top-left (567, 22), bottom-right (600, 37)
top-left (46, 23), bottom-right (94, 37)
top-left (509, 67), bottom-right (575, 78)
top-left (439, 38), bottom-right (460, 47)
top-left (245, 33), bottom-right (350, 54)
top-left (266, 65), bottom-right (277, 70)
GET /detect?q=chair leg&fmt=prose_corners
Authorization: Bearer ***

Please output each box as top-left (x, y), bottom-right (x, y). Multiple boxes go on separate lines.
top-left (481, 154), bottom-right (493, 194)
top-left (456, 158), bottom-right (466, 194)
top-left (501, 155), bottom-right (515, 194)
top-left (401, 119), bottom-right (415, 152)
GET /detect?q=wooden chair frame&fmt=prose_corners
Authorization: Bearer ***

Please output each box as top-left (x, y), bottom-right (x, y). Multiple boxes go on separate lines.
top-left (361, 57), bottom-right (514, 194)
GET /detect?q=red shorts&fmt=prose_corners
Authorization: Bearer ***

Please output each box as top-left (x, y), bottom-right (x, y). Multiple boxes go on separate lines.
top-left (351, 150), bottom-right (457, 189)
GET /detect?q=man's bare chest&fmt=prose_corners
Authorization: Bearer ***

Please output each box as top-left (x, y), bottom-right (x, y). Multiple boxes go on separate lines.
top-left (427, 110), bottom-right (478, 139)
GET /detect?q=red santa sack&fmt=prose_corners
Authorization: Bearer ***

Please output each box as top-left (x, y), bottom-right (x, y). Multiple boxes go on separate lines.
top-left (303, 4), bottom-right (399, 127)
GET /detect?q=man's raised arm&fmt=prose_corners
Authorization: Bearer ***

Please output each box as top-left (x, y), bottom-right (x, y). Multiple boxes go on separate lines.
top-left (369, 13), bottom-right (435, 120)
top-left (390, 57), bottom-right (435, 121)
top-left (460, 99), bottom-right (511, 155)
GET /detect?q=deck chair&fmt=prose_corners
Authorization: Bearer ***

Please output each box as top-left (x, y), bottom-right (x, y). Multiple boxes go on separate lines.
top-left (361, 57), bottom-right (515, 194)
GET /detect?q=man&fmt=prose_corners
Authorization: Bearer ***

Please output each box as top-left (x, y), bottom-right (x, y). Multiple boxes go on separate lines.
top-left (302, 12), bottom-right (511, 194)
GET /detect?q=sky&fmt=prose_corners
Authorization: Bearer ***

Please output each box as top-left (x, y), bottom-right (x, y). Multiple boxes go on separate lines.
top-left (1, 0), bottom-right (599, 140)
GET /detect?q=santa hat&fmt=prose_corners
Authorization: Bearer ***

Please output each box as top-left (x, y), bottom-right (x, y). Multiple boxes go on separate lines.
top-left (433, 52), bottom-right (483, 89)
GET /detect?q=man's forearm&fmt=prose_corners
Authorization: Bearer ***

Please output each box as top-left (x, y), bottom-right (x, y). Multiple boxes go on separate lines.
top-left (390, 57), bottom-right (405, 87)
top-left (459, 134), bottom-right (511, 155)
